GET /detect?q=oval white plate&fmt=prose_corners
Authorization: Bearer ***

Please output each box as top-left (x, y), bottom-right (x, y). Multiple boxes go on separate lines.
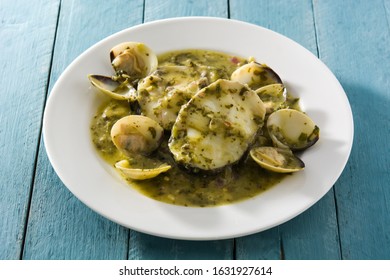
top-left (43, 17), bottom-right (353, 240)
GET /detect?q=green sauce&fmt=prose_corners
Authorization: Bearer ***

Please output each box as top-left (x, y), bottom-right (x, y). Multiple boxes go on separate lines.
top-left (130, 143), bottom-right (286, 207)
top-left (90, 49), bottom-right (299, 207)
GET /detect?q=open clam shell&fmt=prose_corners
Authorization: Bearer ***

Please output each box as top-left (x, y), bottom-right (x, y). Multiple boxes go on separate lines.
top-left (110, 42), bottom-right (158, 80)
top-left (115, 159), bottom-right (171, 180)
top-left (255, 83), bottom-right (287, 113)
top-left (231, 61), bottom-right (282, 90)
top-left (88, 74), bottom-right (137, 101)
top-left (267, 109), bottom-right (320, 151)
top-left (250, 146), bottom-right (304, 173)
top-left (111, 115), bottom-right (164, 156)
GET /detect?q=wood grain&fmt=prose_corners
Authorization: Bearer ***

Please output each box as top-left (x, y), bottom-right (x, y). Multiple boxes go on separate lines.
top-left (313, 0), bottom-right (390, 259)
top-left (144, 0), bottom-right (228, 20)
top-left (0, 0), bottom-right (60, 260)
top-left (230, 0), bottom-right (340, 259)
top-left (129, 233), bottom-right (233, 260)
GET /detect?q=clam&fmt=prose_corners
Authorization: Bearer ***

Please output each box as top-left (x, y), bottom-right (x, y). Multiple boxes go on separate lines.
top-left (111, 115), bottom-right (164, 156)
top-left (267, 109), bottom-right (320, 151)
top-left (88, 74), bottom-right (137, 101)
top-left (115, 159), bottom-right (171, 180)
top-left (255, 83), bottom-right (287, 113)
top-left (231, 61), bottom-right (282, 90)
top-left (250, 146), bottom-right (304, 173)
top-left (110, 42), bottom-right (158, 80)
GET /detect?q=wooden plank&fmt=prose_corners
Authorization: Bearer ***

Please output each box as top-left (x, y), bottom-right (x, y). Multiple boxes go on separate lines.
top-left (144, 0), bottom-right (227, 20)
top-left (278, 192), bottom-right (340, 259)
top-left (234, 228), bottom-right (281, 260)
top-left (129, 233), bottom-right (233, 260)
top-left (127, 0), bottom-right (234, 260)
top-left (0, 0), bottom-right (60, 260)
top-left (22, 0), bottom-right (144, 259)
top-left (313, 0), bottom-right (390, 259)
top-left (230, 0), bottom-right (341, 259)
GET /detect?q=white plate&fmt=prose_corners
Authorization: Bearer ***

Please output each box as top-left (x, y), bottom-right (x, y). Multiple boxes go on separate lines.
top-left (43, 17), bottom-right (353, 240)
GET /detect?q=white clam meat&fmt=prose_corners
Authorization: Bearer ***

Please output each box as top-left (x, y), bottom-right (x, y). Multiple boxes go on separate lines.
top-left (267, 109), bottom-right (320, 151)
top-left (110, 42), bottom-right (158, 80)
top-left (250, 146), bottom-right (304, 173)
top-left (169, 79), bottom-right (266, 171)
top-left (111, 115), bottom-right (164, 156)
top-left (115, 159), bottom-right (171, 180)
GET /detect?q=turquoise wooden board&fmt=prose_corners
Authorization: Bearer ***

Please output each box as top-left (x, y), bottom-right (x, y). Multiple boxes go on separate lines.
top-left (314, 0), bottom-right (390, 259)
top-left (22, 0), bottom-right (144, 260)
top-left (128, 232), bottom-right (233, 260)
top-left (234, 227), bottom-right (282, 259)
top-left (230, 0), bottom-right (340, 259)
top-left (0, 0), bottom-right (60, 260)
top-left (127, 0), bottom-right (234, 260)
top-left (144, 0), bottom-right (227, 19)
top-left (1, 0), bottom-right (388, 260)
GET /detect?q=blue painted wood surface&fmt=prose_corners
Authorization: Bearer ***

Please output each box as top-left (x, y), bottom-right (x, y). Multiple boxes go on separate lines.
top-left (313, 0), bottom-right (390, 259)
top-left (0, 0), bottom-right (389, 260)
top-left (0, 0), bottom-right (60, 260)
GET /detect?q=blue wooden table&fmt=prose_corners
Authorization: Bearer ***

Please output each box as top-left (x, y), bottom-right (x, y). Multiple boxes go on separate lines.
top-left (1, 0), bottom-right (389, 260)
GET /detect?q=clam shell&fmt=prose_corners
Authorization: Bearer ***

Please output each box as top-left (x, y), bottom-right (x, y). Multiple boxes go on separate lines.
top-left (111, 115), bottom-right (164, 156)
top-left (88, 74), bottom-right (137, 101)
top-left (231, 61), bottom-right (282, 90)
top-left (255, 83), bottom-right (287, 113)
top-left (250, 146), bottom-right (304, 173)
top-left (115, 159), bottom-right (171, 180)
top-left (267, 109), bottom-right (320, 151)
top-left (110, 42), bottom-right (158, 80)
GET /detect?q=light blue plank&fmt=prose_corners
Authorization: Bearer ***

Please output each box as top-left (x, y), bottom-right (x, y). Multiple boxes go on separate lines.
top-left (0, 0), bottom-right (60, 260)
top-left (144, 0), bottom-right (227, 21)
top-left (230, 0), bottom-right (318, 53)
top-left (231, 0), bottom-right (340, 259)
top-left (127, 0), bottom-right (234, 260)
top-left (23, 0), bottom-right (144, 259)
top-left (314, 0), bottom-right (390, 259)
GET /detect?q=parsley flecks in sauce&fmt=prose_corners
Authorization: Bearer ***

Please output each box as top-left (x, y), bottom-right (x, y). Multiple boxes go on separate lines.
top-left (90, 49), bottom-right (300, 207)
